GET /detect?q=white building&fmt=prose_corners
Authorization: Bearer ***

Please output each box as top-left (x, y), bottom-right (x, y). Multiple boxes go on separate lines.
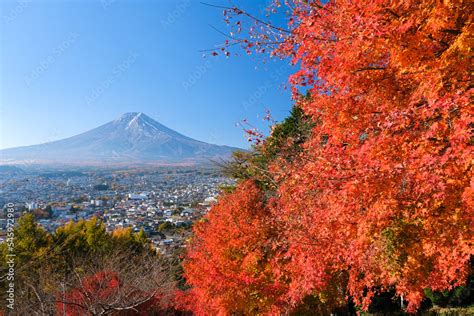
top-left (26, 202), bottom-right (39, 210)
top-left (128, 193), bottom-right (147, 200)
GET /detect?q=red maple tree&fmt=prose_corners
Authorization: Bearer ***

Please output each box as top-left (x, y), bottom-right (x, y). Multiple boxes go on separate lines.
top-left (182, 180), bottom-right (286, 315)
top-left (183, 0), bottom-right (472, 313)
top-left (274, 1), bottom-right (472, 311)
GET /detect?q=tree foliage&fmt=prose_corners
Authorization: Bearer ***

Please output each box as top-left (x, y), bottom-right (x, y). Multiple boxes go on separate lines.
top-left (222, 105), bottom-right (313, 190)
top-left (181, 180), bottom-right (286, 315)
top-left (182, 0), bottom-right (473, 313)
top-left (0, 215), bottom-right (175, 315)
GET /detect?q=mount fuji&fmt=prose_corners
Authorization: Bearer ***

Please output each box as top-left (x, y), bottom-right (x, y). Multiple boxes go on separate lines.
top-left (0, 112), bottom-right (240, 166)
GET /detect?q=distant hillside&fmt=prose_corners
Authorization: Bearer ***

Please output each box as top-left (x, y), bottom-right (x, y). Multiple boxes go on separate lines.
top-left (0, 165), bottom-right (25, 174)
top-left (0, 112), bottom-right (241, 166)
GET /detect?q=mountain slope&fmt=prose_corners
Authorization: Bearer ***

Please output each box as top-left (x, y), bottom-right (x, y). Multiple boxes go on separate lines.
top-left (0, 112), bottom-right (240, 165)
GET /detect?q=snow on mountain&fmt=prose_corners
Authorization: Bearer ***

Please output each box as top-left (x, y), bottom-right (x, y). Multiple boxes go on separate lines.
top-left (0, 112), bottom-right (240, 166)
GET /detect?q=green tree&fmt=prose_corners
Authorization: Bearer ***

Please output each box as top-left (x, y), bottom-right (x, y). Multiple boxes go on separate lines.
top-left (222, 105), bottom-right (313, 190)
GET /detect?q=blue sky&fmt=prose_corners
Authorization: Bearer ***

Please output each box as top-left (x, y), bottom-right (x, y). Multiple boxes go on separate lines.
top-left (0, 0), bottom-right (295, 150)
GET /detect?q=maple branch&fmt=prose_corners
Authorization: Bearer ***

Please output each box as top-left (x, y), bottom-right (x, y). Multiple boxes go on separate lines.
top-left (201, 2), bottom-right (293, 34)
top-left (199, 23), bottom-right (285, 54)
top-left (198, 41), bottom-right (241, 53)
top-left (198, 37), bottom-right (284, 53)
top-left (208, 23), bottom-right (236, 40)
top-left (440, 29), bottom-right (461, 35)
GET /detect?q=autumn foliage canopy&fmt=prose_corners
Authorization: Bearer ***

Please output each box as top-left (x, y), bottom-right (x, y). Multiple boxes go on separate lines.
top-left (181, 181), bottom-right (286, 315)
top-left (182, 0), bottom-right (473, 314)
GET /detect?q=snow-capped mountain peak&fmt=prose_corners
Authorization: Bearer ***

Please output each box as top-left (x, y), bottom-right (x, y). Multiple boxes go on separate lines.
top-left (0, 112), bottom-right (240, 166)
